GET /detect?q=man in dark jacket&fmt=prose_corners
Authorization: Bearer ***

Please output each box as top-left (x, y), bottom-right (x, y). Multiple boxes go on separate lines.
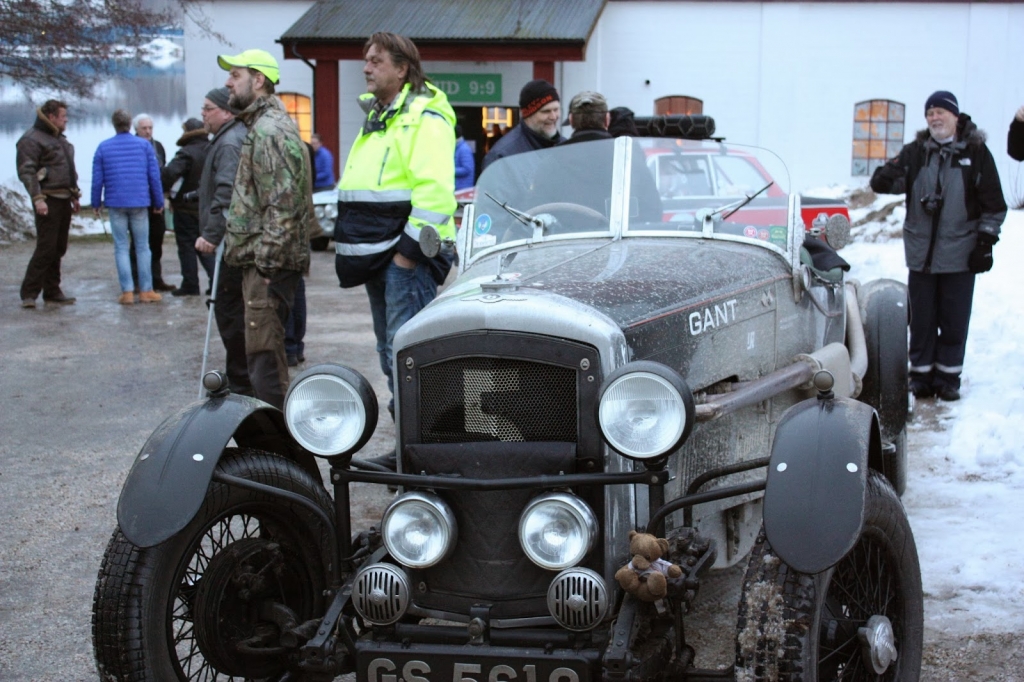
top-left (1008, 105), bottom-right (1024, 162)
top-left (162, 118), bottom-right (212, 296)
top-left (130, 114), bottom-right (173, 291)
top-left (195, 87), bottom-right (251, 395)
top-left (870, 91), bottom-right (1006, 401)
top-left (16, 99), bottom-right (81, 308)
top-left (482, 79), bottom-right (562, 171)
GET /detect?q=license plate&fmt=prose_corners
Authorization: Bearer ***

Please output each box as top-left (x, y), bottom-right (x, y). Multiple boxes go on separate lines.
top-left (357, 644), bottom-right (593, 682)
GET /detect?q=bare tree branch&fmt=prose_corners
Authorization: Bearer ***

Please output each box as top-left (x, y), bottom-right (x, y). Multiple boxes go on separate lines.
top-left (0, 0), bottom-right (210, 99)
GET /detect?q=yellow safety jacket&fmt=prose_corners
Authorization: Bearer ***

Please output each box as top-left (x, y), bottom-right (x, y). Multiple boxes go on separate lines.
top-left (335, 82), bottom-right (456, 287)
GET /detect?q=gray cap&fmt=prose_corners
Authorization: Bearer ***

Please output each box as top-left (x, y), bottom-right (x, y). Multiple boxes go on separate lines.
top-left (569, 90), bottom-right (608, 115)
top-left (564, 90), bottom-right (608, 125)
top-left (205, 87), bottom-right (239, 115)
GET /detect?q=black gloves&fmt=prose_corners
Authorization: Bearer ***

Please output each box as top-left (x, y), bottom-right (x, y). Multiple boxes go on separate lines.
top-left (869, 162), bottom-right (905, 194)
top-left (968, 232), bottom-right (998, 273)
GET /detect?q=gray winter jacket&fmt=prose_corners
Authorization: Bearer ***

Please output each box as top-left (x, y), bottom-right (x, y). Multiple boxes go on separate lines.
top-left (198, 118), bottom-right (247, 246)
top-left (871, 116), bottom-right (1006, 273)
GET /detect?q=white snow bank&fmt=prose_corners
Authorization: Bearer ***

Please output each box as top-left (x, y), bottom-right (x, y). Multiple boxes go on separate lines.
top-left (844, 207), bottom-right (1024, 636)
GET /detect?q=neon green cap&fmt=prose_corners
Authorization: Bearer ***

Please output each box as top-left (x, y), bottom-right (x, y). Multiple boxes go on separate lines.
top-left (217, 49), bottom-right (280, 84)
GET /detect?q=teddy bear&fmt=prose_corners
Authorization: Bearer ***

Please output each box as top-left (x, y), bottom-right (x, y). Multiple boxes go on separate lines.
top-left (614, 530), bottom-right (684, 602)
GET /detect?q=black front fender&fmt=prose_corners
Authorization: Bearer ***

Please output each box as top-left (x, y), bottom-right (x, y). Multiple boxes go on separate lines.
top-left (763, 396), bottom-right (881, 574)
top-left (117, 394), bottom-right (319, 548)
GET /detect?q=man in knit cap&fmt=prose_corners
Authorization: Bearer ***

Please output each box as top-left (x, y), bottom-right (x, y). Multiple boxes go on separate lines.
top-left (871, 90), bottom-right (1006, 402)
top-left (482, 79), bottom-right (562, 170)
top-left (194, 86), bottom-right (252, 396)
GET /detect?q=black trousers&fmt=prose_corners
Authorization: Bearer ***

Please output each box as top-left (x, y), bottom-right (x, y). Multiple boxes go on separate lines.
top-left (130, 208), bottom-right (166, 287)
top-left (173, 211), bottom-right (215, 293)
top-left (908, 270), bottom-right (976, 390)
top-left (21, 196), bottom-right (72, 300)
top-left (213, 261), bottom-right (252, 396)
top-left (285, 276), bottom-right (306, 357)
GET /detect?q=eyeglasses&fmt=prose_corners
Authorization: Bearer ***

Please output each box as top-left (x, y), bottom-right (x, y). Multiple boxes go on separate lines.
top-left (201, 106), bottom-right (218, 113)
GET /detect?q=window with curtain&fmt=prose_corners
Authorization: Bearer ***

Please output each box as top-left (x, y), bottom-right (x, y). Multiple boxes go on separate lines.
top-left (279, 92), bottom-right (312, 143)
top-left (852, 99), bottom-right (905, 176)
top-left (654, 96), bottom-right (703, 116)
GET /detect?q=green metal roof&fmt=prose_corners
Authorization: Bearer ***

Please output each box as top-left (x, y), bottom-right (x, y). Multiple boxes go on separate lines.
top-left (281, 0), bottom-right (607, 43)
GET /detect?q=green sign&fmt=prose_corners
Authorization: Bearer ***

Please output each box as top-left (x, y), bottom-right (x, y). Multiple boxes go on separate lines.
top-left (428, 73), bottom-right (502, 103)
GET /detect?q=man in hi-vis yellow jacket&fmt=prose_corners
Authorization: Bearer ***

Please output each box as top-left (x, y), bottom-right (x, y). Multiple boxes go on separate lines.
top-left (334, 32), bottom-right (457, 426)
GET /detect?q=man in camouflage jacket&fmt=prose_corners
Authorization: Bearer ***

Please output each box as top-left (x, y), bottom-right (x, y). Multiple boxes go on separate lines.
top-left (219, 49), bottom-right (315, 409)
top-left (17, 99), bottom-right (81, 307)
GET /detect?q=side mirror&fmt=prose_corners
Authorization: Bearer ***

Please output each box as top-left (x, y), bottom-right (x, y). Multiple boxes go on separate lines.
top-left (419, 225), bottom-right (441, 258)
top-left (825, 213), bottom-right (852, 250)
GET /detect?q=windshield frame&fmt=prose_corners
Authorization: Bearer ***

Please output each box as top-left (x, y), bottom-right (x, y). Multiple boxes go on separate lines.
top-left (462, 137), bottom-right (795, 271)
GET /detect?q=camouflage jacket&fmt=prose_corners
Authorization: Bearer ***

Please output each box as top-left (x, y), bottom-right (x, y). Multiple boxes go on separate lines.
top-left (224, 95), bottom-right (313, 275)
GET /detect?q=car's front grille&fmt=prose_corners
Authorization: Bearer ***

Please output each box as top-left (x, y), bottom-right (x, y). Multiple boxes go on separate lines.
top-left (418, 357), bottom-right (577, 443)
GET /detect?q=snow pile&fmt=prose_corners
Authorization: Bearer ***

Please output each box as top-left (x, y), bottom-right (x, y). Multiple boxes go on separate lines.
top-left (0, 180), bottom-right (112, 241)
top-left (842, 205), bottom-right (1024, 636)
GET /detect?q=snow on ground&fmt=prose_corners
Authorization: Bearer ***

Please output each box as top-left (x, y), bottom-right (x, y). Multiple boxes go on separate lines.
top-left (842, 197), bottom-right (1024, 637)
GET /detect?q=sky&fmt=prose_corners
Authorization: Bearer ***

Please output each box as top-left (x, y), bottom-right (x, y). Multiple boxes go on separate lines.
top-left (840, 196), bottom-right (1024, 637)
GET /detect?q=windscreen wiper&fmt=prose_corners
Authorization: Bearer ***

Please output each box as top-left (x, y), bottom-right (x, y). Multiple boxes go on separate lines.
top-left (484, 192), bottom-right (545, 229)
top-left (720, 181), bottom-right (773, 221)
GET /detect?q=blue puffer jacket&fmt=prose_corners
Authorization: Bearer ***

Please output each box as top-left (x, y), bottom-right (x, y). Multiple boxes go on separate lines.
top-left (91, 132), bottom-right (163, 209)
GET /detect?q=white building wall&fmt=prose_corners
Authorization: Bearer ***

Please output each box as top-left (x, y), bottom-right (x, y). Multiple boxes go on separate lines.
top-left (566, 1), bottom-right (1024, 192)
top-left (185, 1), bottom-right (1024, 192)
top-left (184, 1), bottom-right (316, 118)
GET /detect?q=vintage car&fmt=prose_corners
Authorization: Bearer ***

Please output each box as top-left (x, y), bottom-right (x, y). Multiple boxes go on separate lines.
top-left (93, 119), bottom-right (922, 682)
top-left (310, 186), bottom-right (339, 251)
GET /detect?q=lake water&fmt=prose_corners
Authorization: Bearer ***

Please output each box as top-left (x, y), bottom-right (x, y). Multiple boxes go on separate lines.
top-left (0, 38), bottom-right (186, 203)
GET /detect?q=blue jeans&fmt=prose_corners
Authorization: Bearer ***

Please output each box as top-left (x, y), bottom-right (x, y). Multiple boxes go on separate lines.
top-left (365, 260), bottom-right (438, 410)
top-left (109, 207), bottom-right (152, 292)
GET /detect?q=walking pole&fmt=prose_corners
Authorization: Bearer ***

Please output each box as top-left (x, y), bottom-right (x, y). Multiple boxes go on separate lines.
top-left (198, 241), bottom-right (225, 399)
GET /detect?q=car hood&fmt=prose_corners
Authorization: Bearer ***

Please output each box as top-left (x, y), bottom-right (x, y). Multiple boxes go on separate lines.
top-left (453, 238), bottom-right (787, 329)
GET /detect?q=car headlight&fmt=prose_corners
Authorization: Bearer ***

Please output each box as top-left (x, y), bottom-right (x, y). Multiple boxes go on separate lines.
top-left (382, 492), bottom-right (457, 568)
top-left (285, 364), bottom-right (377, 458)
top-left (519, 493), bottom-right (597, 570)
top-left (597, 361), bottom-right (695, 460)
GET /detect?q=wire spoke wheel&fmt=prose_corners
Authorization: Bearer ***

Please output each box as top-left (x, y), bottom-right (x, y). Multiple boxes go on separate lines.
top-left (92, 448), bottom-right (334, 681)
top-left (736, 472), bottom-right (923, 682)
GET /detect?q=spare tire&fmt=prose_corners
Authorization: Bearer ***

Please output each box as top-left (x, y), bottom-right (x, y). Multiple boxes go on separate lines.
top-left (858, 278), bottom-right (909, 495)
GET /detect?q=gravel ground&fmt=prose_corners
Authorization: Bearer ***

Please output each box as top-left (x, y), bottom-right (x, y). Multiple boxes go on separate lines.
top-left (0, 236), bottom-right (1020, 681)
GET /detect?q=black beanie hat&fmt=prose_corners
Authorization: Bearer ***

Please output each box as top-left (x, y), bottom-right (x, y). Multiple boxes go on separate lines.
top-left (925, 90), bottom-right (959, 117)
top-left (205, 86), bottom-right (239, 115)
top-left (519, 79), bottom-right (559, 119)
top-left (182, 117), bottom-right (204, 132)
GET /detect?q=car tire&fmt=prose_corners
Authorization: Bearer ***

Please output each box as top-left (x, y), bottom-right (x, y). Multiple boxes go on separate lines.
top-left (91, 448), bottom-right (334, 681)
top-left (858, 278), bottom-right (909, 492)
top-left (735, 471), bottom-right (923, 681)
top-left (310, 235), bottom-right (331, 252)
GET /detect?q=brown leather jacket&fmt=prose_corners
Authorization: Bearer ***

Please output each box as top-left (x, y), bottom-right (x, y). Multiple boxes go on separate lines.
top-left (16, 109), bottom-right (80, 203)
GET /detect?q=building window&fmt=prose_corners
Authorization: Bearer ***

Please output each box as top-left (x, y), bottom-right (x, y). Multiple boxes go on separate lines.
top-left (655, 96), bottom-right (703, 116)
top-left (279, 92), bottom-right (312, 142)
top-left (852, 99), bottom-right (904, 176)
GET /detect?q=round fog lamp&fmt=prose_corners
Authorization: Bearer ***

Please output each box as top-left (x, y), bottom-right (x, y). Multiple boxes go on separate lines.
top-left (519, 493), bottom-right (597, 570)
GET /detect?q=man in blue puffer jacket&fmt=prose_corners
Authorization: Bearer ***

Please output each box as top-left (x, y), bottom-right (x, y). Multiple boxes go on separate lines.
top-left (91, 109), bottom-right (165, 304)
